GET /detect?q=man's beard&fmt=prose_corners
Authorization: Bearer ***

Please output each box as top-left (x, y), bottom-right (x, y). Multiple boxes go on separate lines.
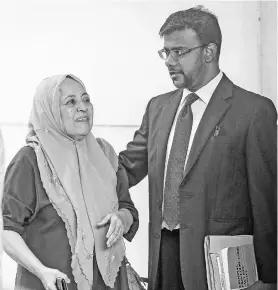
top-left (172, 72), bottom-right (194, 90)
top-left (183, 74), bottom-right (193, 89)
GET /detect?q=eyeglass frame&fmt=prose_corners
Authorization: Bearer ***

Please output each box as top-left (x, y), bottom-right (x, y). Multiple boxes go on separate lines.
top-left (158, 44), bottom-right (208, 61)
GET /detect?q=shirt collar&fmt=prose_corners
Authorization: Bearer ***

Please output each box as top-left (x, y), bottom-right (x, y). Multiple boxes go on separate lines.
top-left (182, 71), bottom-right (223, 105)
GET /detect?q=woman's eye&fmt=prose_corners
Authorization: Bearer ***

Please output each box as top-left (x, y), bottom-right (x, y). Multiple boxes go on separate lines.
top-left (66, 99), bottom-right (76, 106)
top-left (84, 97), bottom-right (91, 103)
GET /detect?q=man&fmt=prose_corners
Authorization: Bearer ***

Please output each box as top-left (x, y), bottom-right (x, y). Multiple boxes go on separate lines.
top-left (119, 6), bottom-right (277, 290)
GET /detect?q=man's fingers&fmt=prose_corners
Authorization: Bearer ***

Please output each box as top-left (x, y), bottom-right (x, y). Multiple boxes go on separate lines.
top-left (97, 214), bottom-right (112, 227)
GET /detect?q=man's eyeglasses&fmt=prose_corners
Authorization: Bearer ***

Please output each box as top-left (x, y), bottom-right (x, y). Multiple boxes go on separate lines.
top-left (158, 45), bottom-right (207, 61)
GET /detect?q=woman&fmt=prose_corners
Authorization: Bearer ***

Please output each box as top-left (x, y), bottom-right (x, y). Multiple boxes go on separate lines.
top-left (2, 74), bottom-right (139, 290)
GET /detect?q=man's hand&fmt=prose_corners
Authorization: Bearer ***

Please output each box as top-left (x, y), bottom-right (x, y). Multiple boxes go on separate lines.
top-left (97, 212), bottom-right (124, 248)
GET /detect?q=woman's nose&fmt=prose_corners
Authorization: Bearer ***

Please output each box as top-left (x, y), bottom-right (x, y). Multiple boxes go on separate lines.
top-left (77, 101), bottom-right (88, 111)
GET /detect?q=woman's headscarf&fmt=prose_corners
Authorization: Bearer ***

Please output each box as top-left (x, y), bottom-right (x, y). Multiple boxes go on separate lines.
top-left (26, 75), bottom-right (125, 289)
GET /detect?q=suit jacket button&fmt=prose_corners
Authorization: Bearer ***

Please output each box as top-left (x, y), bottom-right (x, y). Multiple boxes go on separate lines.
top-left (155, 233), bottom-right (160, 239)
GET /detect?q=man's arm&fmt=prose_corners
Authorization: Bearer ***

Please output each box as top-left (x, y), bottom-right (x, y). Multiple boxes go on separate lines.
top-left (119, 99), bottom-right (152, 187)
top-left (246, 97), bottom-right (277, 284)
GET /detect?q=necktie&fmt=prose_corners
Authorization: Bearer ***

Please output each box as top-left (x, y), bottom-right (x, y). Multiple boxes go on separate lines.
top-left (163, 93), bottom-right (199, 230)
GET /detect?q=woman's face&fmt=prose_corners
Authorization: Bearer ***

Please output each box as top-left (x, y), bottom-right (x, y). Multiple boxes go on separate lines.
top-left (60, 78), bottom-right (94, 141)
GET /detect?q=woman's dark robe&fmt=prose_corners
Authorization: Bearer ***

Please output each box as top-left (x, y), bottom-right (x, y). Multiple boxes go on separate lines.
top-left (3, 146), bottom-right (139, 290)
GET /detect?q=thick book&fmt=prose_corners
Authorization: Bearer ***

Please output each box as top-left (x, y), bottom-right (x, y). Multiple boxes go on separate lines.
top-left (204, 235), bottom-right (258, 290)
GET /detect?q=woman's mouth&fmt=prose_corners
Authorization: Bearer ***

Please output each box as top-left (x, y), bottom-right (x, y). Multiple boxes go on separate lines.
top-left (75, 116), bottom-right (89, 123)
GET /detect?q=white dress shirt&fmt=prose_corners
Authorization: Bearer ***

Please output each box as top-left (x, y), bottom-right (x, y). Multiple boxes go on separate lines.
top-left (162, 71), bottom-right (223, 229)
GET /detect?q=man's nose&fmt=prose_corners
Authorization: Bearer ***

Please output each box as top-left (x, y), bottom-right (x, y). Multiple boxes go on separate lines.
top-left (165, 53), bottom-right (176, 67)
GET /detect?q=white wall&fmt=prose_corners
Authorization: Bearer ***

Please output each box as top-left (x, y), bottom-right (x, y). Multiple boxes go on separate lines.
top-left (0, 0), bottom-right (263, 126)
top-left (260, 1), bottom-right (277, 106)
top-left (0, 1), bottom-right (274, 289)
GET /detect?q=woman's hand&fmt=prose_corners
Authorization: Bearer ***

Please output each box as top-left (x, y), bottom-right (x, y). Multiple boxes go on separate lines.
top-left (3, 231), bottom-right (70, 290)
top-left (38, 266), bottom-right (70, 290)
top-left (97, 212), bottom-right (125, 248)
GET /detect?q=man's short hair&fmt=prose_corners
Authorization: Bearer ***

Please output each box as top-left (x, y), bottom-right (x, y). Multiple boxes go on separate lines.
top-left (159, 6), bottom-right (222, 58)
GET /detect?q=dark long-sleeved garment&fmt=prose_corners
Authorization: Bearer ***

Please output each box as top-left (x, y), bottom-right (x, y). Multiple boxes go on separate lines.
top-left (3, 146), bottom-right (139, 290)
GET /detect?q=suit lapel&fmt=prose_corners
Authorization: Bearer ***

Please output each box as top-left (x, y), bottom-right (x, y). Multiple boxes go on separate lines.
top-left (156, 89), bottom-right (183, 197)
top-left (183, 74), bottom-right (233, 179)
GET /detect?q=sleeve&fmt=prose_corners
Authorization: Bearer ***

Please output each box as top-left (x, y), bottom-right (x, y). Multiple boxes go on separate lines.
top-left (118, 99), bottom-right (151, 188)
top-left (2, 148), bottom-right (38, 235)
top-left (96, 138), bottom-right (139, 242)
top-left (116, 162), bottom-right (139, 242)
top-left (246, 98), bottom-right (277, 283)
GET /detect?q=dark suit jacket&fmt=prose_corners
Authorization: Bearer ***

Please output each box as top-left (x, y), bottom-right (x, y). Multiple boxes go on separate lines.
top-left (119, 74), bottom-right (277, 290)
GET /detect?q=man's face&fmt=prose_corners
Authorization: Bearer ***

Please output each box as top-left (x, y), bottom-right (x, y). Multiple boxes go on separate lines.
top-left (163, 28), bottom-right (206, 91)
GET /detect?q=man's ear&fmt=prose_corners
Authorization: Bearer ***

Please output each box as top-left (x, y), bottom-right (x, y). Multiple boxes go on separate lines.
top-left (204, 43), bottom-right (218, 62)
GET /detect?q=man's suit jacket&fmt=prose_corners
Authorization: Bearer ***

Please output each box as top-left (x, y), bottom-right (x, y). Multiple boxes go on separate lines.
top-left (119, 74), bottom-right (277, 290)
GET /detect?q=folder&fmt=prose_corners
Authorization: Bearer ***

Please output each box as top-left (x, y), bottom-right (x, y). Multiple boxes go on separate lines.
top-left (204, 235), bottom-right (258, 290)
